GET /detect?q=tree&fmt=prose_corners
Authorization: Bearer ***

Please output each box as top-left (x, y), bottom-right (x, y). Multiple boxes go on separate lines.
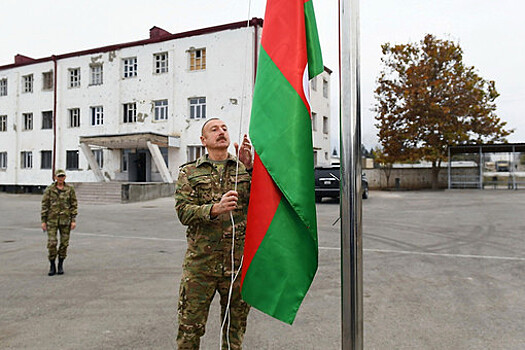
top-left (374, 34), bottom-right (512, 189)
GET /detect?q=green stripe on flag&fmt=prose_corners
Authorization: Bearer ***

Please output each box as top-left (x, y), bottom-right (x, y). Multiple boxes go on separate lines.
top-left (304, 0), bottom-right (324, 78)
top-left (250, 48), bottom-right (317, 231)
top-left (242, 197), bottom-right (318, 324)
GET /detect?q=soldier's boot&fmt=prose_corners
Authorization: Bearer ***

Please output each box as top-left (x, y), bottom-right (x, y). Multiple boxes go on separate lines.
top-left (57, 258), bottom-right (65, 275)
top-left (48, 259), bottom-right (56, 276)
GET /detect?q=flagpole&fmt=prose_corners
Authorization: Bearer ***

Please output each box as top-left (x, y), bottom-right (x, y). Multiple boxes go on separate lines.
top-left (339, 0), bottom-right (363, 349)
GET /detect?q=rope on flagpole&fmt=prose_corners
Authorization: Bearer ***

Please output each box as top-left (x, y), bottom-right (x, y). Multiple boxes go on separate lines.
top-left (219, 0), bottom-right (254, 348)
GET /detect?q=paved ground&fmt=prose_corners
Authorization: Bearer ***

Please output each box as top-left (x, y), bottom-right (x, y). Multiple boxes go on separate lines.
top-left (1, 190), bottom-right (524, 349)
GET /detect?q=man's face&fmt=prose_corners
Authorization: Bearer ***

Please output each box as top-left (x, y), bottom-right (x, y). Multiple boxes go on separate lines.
top-left (55, 175), bottom-right (66, 184)
top-left (200, 119), bottom-right (230, 151)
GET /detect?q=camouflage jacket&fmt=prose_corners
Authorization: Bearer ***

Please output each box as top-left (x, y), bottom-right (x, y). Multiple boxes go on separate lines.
top-left (175, 153), bottom-right (251, 277)
top-left (41, 182), bottom-right (78, 225)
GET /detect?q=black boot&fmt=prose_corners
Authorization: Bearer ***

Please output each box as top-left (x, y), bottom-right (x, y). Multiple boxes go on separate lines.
top-left (57, 258), bottom-right (64, 275)
top-left (48, 259), bottom-right (56, 276)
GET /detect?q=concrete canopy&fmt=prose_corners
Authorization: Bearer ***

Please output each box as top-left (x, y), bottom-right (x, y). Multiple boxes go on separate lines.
top-left (79, 132), bottom-right (180, 150)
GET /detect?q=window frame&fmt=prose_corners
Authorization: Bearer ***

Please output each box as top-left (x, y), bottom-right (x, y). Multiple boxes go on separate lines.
top-left (154, 52), bottom-right (168, 74)
top-left (154, 100), bottom-right (168, 121)
top-left (0, 152), bottom-right (7, 169)
top-left (323, 116), bottom-right (329, 134)
top-left (91, 106), bottom-right (104, 126)
top-left (123, 57), bottom-right (138, 78)
top-left (93, 149), bottom-right (104, 168)
top-left (42, 111), bottom-right (53, 130)
top-left (0, 115), bottom-right (6, 132)
top-left (42, 71), bottom-right (53, 90)
top-left (90, 64), bottom-right (103, 85)
top-left (123, 102), bottom-right (137, 123)
top-left (22, 113), bottom-right (33, 131)
top-left (0, 78), bottom-right (8, 96)
top-left (187, 145), bottom-right (206, 162)
top-left (21, 151), bottom-right (33, 169)
top-left (312, 112), bottom-right (317, 132)
top-left (22, 74), bottom-right (33, 93)
top-left (189, 97), bottom-right (206, 119)
top-left (40, 150), bottom-right (52, 169)
top-left (66, 150), bottom-right (79, 170)
top-left (69, 68), bottom-right (81, 88)
top-left (69, 108), bottom-right (80, 128)
top-left (189, 48), bottom-right (206, 71)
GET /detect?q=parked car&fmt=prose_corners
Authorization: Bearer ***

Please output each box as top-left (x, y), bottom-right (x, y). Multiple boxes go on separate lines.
top-left (314, 166), bottom-right (368, 202)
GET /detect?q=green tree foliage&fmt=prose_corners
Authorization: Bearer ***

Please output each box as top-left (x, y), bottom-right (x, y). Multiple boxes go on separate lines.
top-left (374, 34), bottom-right (512, 189)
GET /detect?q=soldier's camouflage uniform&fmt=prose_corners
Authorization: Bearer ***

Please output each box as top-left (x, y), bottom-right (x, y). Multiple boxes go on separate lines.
top-left (175, 153), bottom-right (251, 350)
top-left (41, 182), bottom-right (78, 260)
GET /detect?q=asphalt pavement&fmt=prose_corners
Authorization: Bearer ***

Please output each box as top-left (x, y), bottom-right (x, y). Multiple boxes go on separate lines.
top-left (0, 189), bottom-right (524, 349)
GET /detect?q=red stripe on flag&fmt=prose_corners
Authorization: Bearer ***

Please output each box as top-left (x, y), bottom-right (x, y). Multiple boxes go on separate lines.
top-left (261, 0), bottom-right (308, 109)
top-left (241, 152), bottom-right (282, 287)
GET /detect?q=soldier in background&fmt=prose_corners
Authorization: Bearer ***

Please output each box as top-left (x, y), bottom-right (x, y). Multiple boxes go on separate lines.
top-left (175, 118), bottom-right (253, 349)
top-left (41, 169), bottom-right (78, 276)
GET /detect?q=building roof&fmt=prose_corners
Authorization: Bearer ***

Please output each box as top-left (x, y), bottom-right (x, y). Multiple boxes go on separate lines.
top-left (448, 143), bottom-right (525, 155)
top-left (0, 18), bottom-right (264, 71)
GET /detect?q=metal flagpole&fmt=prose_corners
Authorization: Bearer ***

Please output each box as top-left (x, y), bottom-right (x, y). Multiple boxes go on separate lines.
top-left (339, 0), bottom-right (363, 349)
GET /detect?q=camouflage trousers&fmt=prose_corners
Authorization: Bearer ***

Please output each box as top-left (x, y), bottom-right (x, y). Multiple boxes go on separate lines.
top-left (46, 221), bottom-right (71, 260)
top-left (177, 269), bottom-right (250, 349)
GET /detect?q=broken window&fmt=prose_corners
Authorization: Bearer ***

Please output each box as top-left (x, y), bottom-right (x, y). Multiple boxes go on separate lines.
top-left (189, 48), bottom-right (206, 71)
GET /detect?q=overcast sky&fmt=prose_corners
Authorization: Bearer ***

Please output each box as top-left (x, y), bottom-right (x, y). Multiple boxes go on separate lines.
top-left (1, 0), bottom-right (523, 150)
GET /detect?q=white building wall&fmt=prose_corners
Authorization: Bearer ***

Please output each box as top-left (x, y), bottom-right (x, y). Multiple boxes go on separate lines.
top-left (0, 22), bottom-right (329, 187)
top-left (310, 70), bottom-right (332, 167)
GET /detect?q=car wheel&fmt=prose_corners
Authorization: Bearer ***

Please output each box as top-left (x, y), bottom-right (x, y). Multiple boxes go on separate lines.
top-left (362, 187), bottom-right (369, 199)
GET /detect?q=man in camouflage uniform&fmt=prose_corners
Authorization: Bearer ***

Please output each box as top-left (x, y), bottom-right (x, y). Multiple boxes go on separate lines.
top-left (41, 169), bottom-right (78, 276)
top-left (175, 118), bottom-right (253, 349)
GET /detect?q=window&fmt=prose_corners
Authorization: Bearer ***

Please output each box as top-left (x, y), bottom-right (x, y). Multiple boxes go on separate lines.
top-left (90, 65), bottom-right (103, 85)
top-left (0, 78), bottom-right (7, 96)
top-left (187, 145), bottom-right (206, 162)
top-left (313, 151), bottom-right (318, 167)
top-left (160, 147), bottom-right (168, 166)
top-left (69, 68), bottom-right (80, 88)
top-left (189, 48), bottom-right (206, 71)
top-left (42, 111), bottom-right (53, 129)
top-left (22, 113), bottom-right (33, 130)
top-left (311, 77), bottom-right (317, 91)
top-left (93, 149), bottom-right (103, 168)
top-left (69, 108), bottom-right (80, 127)
top-left (42, 71), bottom-right (53, 90)
top-left (0, 152), bottom-right (7, 169)
top-left (21, 151), bottom-right (32, 169)
top-left (154, 100), bottom-right (168, 121)
top-left (325, 152), bottom-right (329, 160)
top-left (189, 97), bottom-right (206, 119)
top-left (121, 149), bottom-right (131, 172)
top-left (23, 74), bottom-right (33, 93)
top-left (323, 79), bottom-right (328, 98)
top-left (323, 116), bottom-right (329, 134)
top-left (66, 150), bottom-right (79, 170)
top-left (123, 57), bottom-right (137, 78)
top-left (0, 115), bottom-right (6, 132)
top-left (123, 103), bottom-right (137, 123)
top-left (41, 150), bottom-right (52, 169)
top-left (91, 106), bottom-right (103, 126)
top-left (312, 112), bottom-right (317, 131)
top-left (154, 52), bottom-right (168, 74)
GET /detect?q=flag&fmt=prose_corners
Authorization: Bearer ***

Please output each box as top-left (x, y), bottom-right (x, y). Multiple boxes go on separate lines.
top-left (241, 0), bottom-right (323, 324)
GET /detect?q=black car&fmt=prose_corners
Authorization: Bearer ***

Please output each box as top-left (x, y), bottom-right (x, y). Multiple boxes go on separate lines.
top-left (314, 166), bottom-right (368, 202)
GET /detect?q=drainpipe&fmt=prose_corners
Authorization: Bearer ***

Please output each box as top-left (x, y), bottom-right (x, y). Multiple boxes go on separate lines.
top-left (52, 55), bottom-right (57, 180)
top-left (252, 18), bottom-right (259, 84)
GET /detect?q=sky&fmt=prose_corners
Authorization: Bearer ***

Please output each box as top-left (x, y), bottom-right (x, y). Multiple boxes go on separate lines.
top-left (1, 0), bottom-right (524, 151)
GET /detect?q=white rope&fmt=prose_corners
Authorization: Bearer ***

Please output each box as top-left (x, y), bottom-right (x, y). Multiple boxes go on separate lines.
top-left (219, 0), bottom-right (254, 348)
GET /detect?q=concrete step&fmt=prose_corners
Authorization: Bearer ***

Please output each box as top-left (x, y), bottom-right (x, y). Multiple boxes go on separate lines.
top-left (73, 182), bottom-right (123, 203)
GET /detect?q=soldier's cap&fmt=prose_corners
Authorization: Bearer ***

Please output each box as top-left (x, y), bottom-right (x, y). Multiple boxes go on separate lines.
top-left (55, 169), bottom-right (66, 177)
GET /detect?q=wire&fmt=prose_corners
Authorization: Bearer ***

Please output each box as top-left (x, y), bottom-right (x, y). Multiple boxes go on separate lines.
top-left (219, 0), bottom-right (254, 348)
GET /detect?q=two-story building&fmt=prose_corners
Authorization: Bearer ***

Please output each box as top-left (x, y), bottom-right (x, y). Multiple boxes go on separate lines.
top-left (0, 18), bottom-right (332, 193)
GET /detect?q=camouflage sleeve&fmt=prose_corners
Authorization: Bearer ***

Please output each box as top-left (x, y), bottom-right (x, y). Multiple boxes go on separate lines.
top-left (41, 187), bottom-right (50, 223)
top-left (174, 167), bottom-right (214, 226)
top-left (70, 187), bottom-right (78, 221)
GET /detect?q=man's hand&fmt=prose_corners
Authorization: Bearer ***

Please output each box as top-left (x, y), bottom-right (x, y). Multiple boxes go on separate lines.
top-left (211, 190), bottom-right (239, 217)
top-left (41, 223), bottom-right (47, 231)
top-left (70, 222), bottom-right (77, 230)
top-left (234, 134), bottom-right (253, 170)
